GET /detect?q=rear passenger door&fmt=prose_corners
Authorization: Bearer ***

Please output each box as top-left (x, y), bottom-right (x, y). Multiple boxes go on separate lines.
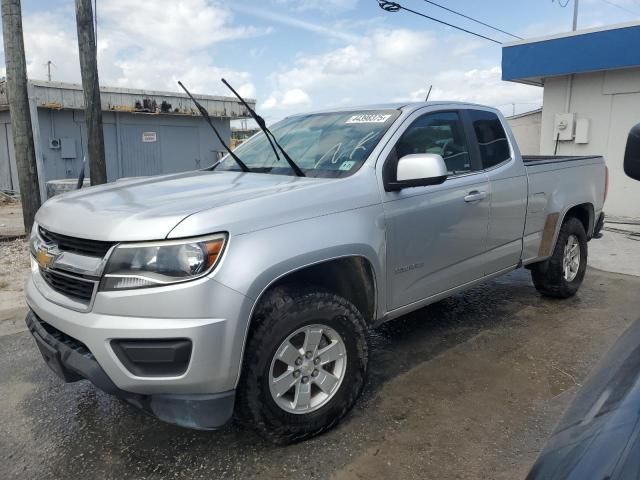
top-left (466, 109), bottom-right (528, 274)
top-left (380, 110), bottom-right (491, 311)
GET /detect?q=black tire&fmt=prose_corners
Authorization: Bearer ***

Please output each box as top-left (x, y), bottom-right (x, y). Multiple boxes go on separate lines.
top-left (531, 216), bottom-right (588, 298)
top-left (236, 286), bottom-right (369, 444)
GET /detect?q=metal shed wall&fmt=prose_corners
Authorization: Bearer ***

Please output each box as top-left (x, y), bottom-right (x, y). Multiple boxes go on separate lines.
top-left (0, 108), bottom-right (231, 193)
top-left (0, 112), bottom-right (17, 191)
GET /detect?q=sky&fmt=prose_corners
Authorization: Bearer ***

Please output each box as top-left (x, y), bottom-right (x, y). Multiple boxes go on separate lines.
top-left (1, 0), bottom-right (639, 123)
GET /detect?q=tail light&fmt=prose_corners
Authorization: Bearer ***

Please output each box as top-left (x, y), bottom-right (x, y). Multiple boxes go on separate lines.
top-left (604, 165), bottom-right (609, 203)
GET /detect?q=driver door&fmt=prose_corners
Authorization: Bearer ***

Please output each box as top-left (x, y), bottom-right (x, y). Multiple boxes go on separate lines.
top-left (380, 109), bottom-right (491, 311)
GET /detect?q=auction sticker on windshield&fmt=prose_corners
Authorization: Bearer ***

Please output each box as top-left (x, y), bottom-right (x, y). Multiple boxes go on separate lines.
top-left (346, 113), bottom-right (392, 124)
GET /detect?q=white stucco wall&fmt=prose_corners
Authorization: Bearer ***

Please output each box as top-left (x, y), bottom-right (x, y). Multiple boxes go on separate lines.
top-left (540, 67), bottom-right (640, 219)
top-left (507, 110), bottom-right (542, 155)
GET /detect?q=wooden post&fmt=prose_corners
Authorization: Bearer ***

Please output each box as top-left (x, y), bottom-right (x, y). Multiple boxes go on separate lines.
top-left (1, 0), bottom-right (41, 234)
top-left (75, 0), bottom-right (107, 185)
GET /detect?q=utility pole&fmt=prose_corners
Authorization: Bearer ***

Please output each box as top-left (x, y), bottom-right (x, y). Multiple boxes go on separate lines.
top-left (75, 0), bottom-right (107, 185)
top-left (1, 0), bottom-right (41, 234)
top-left (572, 0), bottom-right (579, 31)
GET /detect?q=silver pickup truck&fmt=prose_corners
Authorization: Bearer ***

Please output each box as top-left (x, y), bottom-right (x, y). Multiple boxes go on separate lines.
top-left (25, 102), bottom-right (606, 444)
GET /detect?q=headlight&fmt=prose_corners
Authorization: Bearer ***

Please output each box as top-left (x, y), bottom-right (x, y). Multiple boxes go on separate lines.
top-left (29, 222), bottom-right (41, 257)
top-left (100, 233), bottom-right (226, 291)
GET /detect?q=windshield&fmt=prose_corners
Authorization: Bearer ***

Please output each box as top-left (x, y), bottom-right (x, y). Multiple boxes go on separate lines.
top-left (215, 110), bottom-right (400, 178)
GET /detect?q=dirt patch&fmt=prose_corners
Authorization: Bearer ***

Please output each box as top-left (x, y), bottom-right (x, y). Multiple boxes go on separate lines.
top-left (0, 238), bottom-right (29, 336)
top-left (0, 202), bottom-right (26, 238)
top-left (0, 191), bottom-right (19, 205)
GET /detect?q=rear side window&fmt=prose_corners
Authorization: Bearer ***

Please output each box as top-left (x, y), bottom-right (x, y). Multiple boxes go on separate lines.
top-left (468, 110), bottom-right (511, 169)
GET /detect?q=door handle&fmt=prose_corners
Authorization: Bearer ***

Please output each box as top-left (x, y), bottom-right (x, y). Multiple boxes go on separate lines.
top-left (464, 190), bottom-right (488, 202)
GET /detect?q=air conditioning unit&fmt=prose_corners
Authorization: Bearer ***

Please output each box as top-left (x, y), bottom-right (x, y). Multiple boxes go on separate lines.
top-left (49, 138), bottom-right (61, 149)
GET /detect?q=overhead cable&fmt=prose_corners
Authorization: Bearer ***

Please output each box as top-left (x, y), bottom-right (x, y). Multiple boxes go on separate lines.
top-left (419, 0), bottom-right (522, 39)
top-left (377, 0), bottom-right (503, 45)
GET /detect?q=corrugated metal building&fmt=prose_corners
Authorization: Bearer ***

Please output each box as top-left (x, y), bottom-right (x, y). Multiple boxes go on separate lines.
top-left (0, 80), bottom-right (254, 199)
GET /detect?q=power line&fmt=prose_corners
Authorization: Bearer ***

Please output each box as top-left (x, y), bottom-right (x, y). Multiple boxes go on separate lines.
top-left (419, 0), bottom-right (522, 39)
top-left (377, 0), bottom-right (503, 45)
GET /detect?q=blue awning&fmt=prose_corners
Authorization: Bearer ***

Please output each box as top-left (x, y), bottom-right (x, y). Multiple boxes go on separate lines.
top-left (502, 23), bottom-right (640, 86)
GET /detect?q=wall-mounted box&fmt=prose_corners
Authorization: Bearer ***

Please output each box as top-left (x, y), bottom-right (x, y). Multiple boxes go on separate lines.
top-left (60, 137), bottom-right (77, 159)
top-left (554, 113), bottom-right (575, 141)
top-left (575, 118), bottom-right (590, 144)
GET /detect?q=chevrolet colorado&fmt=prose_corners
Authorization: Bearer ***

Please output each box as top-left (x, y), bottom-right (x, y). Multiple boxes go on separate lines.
top-left (25, 102), bottom-right (606, 443)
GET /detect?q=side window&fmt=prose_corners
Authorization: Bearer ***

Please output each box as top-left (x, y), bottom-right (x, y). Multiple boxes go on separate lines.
top-left (394, 111), bottom-right (472, 175)
top-left (468, 110), bottom-right (511, 169)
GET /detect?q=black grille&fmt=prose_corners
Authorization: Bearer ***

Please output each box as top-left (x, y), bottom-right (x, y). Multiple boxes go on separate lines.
top-left (39, 226), bottom-right (114, 257)
top-left (33, 313), bottom-right (94, 359)
top-left (40, 268), bottom-right (95, 302)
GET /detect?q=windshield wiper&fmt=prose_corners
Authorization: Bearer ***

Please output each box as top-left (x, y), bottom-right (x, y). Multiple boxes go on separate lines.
top-left (221, 78), bottom-right (305, 177)
top-left (177, 81), bottom-right (250, 173)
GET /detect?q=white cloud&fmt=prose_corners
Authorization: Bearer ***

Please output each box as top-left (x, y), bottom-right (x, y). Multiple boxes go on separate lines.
top-left (0, 0), bottom-right (265, 103)
top-left (371, 29), bottom-right (432, 64)
top-left (402, 67), bottom-right (542, 116)
top-left (236, 83), bottom-right (257, 99)
top-left (281, 88), bottom-right (311, 106)
top-left (266, 28), bottom-right (432, 96)
top-left (3, 1), bottom-right (545, 123)
top-left (261, 96), bottom-right (278, 110)
top-left (99, 0), bottom-right (264, 50)
top-left (260, 28), bottom-right (541, 119)
top-left (22, 9), bottom-right (80, 82)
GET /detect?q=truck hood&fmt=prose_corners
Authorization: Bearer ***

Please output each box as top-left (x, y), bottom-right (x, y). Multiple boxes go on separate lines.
top-left (35, 170), bottom-right (377, 241)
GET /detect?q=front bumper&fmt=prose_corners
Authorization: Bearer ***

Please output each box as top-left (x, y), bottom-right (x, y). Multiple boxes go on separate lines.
top-left (26, 311), bottom-right (234, 429)
top-left (26, 269), bottom-right (254, 394)
top-left (25, 265), bottom-right (258, 429)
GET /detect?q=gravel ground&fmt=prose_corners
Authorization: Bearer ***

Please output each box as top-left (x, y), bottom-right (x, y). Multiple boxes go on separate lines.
top-left (0, 238), bottom-right (29, 337)
top-left (0, 199), bottom-right (25, 238)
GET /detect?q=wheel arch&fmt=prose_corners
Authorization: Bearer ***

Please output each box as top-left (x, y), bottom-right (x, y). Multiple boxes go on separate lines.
top-left (541, 202), bottom-right (595, 260)
top-left (560, 202), bottom-right (595, 239)
top-left (253, 255), bottom-right (378, 325)
top-left (232, 254), bottom-right (378, 388)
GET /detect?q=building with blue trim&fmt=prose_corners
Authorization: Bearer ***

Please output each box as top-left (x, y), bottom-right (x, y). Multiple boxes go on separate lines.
top-left (502, 21), bottom-right (640, 219)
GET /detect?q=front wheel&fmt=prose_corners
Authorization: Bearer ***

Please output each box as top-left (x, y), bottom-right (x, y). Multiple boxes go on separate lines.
top-left (236, 287), bottom-right (369, 444)
top-left (531, 217), bottom-right (588, 298)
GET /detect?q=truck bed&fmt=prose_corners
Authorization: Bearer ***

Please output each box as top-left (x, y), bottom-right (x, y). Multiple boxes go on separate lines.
top-left (522, 155), bottom-right (602, 166)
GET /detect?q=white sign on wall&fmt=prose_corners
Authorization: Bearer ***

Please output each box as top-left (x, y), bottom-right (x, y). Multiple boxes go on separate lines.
top-left (142, 131), bottom-right (157, 143)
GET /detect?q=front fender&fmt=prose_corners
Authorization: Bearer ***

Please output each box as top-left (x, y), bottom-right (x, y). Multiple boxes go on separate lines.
top-left (215, 204), bottom-right (386, 312)
top-left (213, 204), bottom-right (386, 388)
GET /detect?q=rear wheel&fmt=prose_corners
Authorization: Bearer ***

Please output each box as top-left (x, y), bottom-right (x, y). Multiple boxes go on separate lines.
top-left (531, 217), bottom-right (588, 298)
top-left (237, 287), bottom-right (368, 444)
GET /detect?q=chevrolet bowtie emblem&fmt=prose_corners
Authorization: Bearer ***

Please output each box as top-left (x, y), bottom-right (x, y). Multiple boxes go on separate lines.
top-left (36, 246), bottom-right (56, 269)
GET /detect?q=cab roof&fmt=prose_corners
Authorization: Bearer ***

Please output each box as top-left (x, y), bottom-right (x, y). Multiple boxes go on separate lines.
top-left (292, 101), bottom-right (498, 117)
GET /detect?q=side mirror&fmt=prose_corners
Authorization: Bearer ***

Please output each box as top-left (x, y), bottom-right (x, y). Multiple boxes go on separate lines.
top-left (386, 153), bottom-right (448, 191)
top-left (624, 123), bottom-right (640, 181)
